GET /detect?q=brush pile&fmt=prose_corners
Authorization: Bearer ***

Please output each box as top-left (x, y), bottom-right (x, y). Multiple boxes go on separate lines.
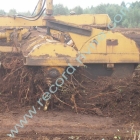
top-left (0, 53), bottom-right (140, 123)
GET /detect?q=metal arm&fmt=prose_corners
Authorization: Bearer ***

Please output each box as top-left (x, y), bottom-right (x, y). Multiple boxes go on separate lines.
top-left (36, 0), bottom-right (43, 15)
top-left (0, 0), bottom-right (51, 26)
top-left (46, 0), bottom-right (53, 15)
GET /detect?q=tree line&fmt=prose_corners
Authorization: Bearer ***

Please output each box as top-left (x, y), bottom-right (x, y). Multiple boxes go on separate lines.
top-left (0, 1), bottom-right (140, 28)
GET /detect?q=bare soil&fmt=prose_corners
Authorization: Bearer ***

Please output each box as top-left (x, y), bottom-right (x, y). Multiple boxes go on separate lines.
top-left (0, 66), bottom-right (140, 139)
top-left (0, 109), bottom-right (140, 140)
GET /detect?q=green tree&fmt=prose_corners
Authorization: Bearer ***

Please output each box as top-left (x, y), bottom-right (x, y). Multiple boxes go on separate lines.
top-left (53, 4), bottom-right (69, 15)
top-left (18, 11), bottom-right (31, 16)
top-left (0, 10), bottom-right (6, 15)
top-left (122, 19), bottom-right (129, 27)
top-left (121, 1), bottom-right (126, 7)
top-left (83, 7), bottom-right (90, 14)
top-left (88, 6), bottom-right (95, 14)
top-left (73, 6), bottom-right (83, 15)
top-left (94, 4), bottom-right (108, 14)
top-left (8, 9), bottom-right (17, 16)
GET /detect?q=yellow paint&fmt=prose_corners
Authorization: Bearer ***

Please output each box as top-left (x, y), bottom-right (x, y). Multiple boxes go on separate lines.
top-left (20, 28), bottom-right (29, 35)
top-left (0, 46), bottom-right (20, 53)
top-left (0, 28), bottom-right (29, 42)
top-left (47, 67), bottom-right (65, 75)
top-left (54, 14), bottom-right (111, 26)
top-left (36, 0), bottom-right (43, 15)
top-left (25, 57), bottom-right (82, 66)
top-left (68, 28), bottom-right (140, 64)
top-left (0, 14), bottom-right (110, 27)
top-left (25, 27), bottom-right (140, 66)
top-left (0, 17), bottom-right (46, 26)
top-left (28, 41), bottom-right (77, 57)
top-left (46, 0), bottom-right (53, 15)
top-left (0, 0), bottom-right (139, 66)
top-left (0, 32), bottom-right (6, 38)
top-left (25, 38), bottom-right (47, 52)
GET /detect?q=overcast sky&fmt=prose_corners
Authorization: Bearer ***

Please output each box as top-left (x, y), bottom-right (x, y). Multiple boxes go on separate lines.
top-left (0, 0), bottom-right (138, 12)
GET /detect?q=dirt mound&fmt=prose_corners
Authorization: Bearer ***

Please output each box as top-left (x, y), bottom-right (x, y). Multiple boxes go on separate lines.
top-left (115, 28), bottom-right (140, 47)
top-left (0, 53), bottom-right (140, 124)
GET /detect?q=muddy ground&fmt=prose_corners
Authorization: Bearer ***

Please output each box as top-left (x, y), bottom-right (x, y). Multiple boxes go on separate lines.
top-left (0, 67), bottom-right (140, 140)
top-left (0, 28), bottom-right (140, 140)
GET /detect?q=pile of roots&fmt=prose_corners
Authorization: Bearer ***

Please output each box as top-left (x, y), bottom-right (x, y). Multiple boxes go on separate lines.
top-left (0, 53), bottom-right (140, 123)
top-left (0, 53), bottom-right (88, 106)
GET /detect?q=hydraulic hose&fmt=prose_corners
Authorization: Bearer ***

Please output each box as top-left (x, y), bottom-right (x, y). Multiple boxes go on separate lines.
top-left (16, 8), bottom-right (46, 21)
top-left (15, 0), bottom-right (45, 19)
top-left (31, 0), bottom-right (40, 16)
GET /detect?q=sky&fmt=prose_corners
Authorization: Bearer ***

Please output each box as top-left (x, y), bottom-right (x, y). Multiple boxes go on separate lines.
top-left (0, 0), bottom-right (138, 12)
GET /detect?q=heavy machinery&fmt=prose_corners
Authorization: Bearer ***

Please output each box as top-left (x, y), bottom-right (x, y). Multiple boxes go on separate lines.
top-left (0, 0), bottom-right (140, 80)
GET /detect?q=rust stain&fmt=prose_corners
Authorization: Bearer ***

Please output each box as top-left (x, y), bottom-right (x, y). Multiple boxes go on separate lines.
top-left (38, 54), bottom-right (50, 58)
top-left (55, 53), bottom-right (71, 57)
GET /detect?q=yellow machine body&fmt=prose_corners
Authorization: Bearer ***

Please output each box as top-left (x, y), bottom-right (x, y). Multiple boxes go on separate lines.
top-left (23, 27), bottom-right (139, 66)
top-left (0, 0), bottom-right (139, 68)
